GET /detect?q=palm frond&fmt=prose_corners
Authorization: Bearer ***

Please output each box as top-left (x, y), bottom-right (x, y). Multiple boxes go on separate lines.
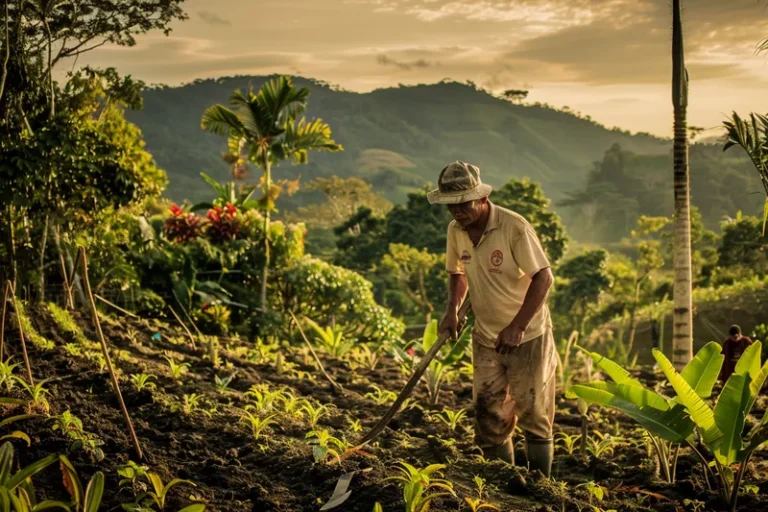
top-left (273, 118), bottom-right (343, 163)
top-left (201, 104), bottom-right (247, 137)
top-left (723, 112), bottom-right (768, 194)
top-left (258, 76), bottom-right (309, 124)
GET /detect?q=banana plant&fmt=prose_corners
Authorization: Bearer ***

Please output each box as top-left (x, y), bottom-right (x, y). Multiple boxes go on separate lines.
top-left (567, 340), bottom-right (768, 511)
top-left (394, 320), bottom-right (471, 405)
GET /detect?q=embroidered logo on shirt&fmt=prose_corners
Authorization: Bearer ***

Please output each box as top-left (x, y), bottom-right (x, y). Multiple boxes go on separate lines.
top-left (461, 250), bottom-right (472, 263)
top-left (490, 250), bottom-right (503, 266)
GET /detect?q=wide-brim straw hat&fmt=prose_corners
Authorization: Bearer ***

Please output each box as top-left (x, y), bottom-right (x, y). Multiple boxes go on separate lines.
top-left (426, 161), bottom-right (493, 204)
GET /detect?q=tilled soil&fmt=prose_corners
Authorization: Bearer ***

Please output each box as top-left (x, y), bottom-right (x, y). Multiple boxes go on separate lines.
top-left (2, 305), bottom-right (768, 512)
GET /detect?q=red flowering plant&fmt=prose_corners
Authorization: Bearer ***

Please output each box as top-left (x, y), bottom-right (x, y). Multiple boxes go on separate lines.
top-left (163, 204), bottom-right (203, 243)
top-left (206, 202), bottom-right (241, 243)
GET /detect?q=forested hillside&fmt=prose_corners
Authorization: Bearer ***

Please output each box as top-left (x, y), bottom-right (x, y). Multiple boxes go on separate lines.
top-left (126, 75), bottom-right (670, 207)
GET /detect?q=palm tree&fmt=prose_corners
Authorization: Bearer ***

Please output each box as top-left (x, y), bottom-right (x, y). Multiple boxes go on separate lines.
top-left (201, 76), bottom-right (342, 310)
top-left (671, 0), bottom-right (693, 368)
top-left (722, 113), bottom-right (768, 235)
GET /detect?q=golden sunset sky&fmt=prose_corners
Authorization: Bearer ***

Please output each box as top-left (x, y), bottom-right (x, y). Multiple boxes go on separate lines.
top-left (59, 0), bottom-right (768, 138)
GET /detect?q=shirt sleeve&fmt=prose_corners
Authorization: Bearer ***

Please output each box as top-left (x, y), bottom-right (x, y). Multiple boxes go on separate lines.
top-left (446, 224), bottom-right (465, 274)
top-left (512, 227), bottom-right (550, 278)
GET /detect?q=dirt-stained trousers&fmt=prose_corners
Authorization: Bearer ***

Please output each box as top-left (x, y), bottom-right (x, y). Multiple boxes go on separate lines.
top-left (471, 329), bottom-right (557, 448)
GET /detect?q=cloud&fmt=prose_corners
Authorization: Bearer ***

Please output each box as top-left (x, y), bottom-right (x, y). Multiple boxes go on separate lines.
top-left (198, 11), bottom-right (232, 26)
top-left (377, 54), bottom-right (437, 70)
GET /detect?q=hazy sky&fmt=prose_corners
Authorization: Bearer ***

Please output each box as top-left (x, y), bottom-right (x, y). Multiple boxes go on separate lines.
top-left (58, 0), bottom-right (768, 138)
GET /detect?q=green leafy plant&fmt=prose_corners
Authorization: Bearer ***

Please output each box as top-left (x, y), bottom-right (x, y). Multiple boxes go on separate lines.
top-left (347, 418), bottom-right (363, 433)
top-left (585, 431), bottom-right (624, 460)
top-left (568, 340), bottom-right (768, 511)
top-left (239, 411), bottom-right (277, 441)
top-left (364, 385), bottom-right (397, 405)
top-left (464, 498), bottom-right (498, 512)
top-left (576, 481), bottom-right (607, 502)
top-left (384, 462), bottom-right (456, 512)
top-left (214, 372), bottom-right (235, 391)
top-left (555, 432), bottom-right (582, 455)
top-left (163, 356), bottom-right (190, 380)
top-left (305, 430), bottom-right (348, 465)
top-left (117, 461), bottom-right (150, 490)
top-left (304, 317), bottom-right (355, 358)
top-left (350, 344), bottom-right (385, 371)
top-left (244, 385), bottom-right (286, 414)
top-left (49, 410), bottom-right (105, 462)
top-left (130, 373), bottom-right (157, 392)
top-left (434, 408), bottom-right (467, 432)
top-left (59, 455), bottom-right (106, 512)
top-left (301, 402), bottom-right (333, 428)
top-left (181, 394), bottom-right (202, 415)
top-left (15, 378), bottom-right (51, 415)
top-left (120, 469), bottom-right (204, 511)
top-left (395, 319), bottom-right (471, 405)
top-left (0, 441), bottom-right (71, 509)
top-left (0, 358), bottom-right (20, 392)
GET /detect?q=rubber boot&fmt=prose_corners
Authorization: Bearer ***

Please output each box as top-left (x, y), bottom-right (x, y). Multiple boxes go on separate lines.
top-left (526, 436), bottom-right (554, 478)
top-left (483, 439), bottom-right (514, 464)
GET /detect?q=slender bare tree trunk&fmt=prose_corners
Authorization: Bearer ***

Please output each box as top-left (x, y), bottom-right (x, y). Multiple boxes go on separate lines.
top-left (37, 214), bottom-right (48, 302)
top-left (259, 159), bottom-right (272, 310)
top-left (671, 0), bottom-right (693, 369)
top-left (0, 0), bottom-right (9, 104)
top-left (52, 224), bottom-right (73, 309)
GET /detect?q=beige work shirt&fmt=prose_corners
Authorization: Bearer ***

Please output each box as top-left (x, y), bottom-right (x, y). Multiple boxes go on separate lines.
top-left (446, 202), bottom-right (553, 348)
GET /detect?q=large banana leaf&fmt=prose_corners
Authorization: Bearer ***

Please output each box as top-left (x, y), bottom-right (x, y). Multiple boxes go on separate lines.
top-left (568, 382), bottom-right (693, 442)
top-left (734, 341), bottom-right (762, 382)
top-left (746, 358), bottom-right (768, 414)
top-left (653, 349), bottom-right (723, 448)
top-left (421, 320), bottom-right (438, 353)
top-left (577, 347), bottom-right (641, 386)
top-left (439, 326), bottom-right (471, 366)
top-left (680, 341), bottom-right (724, 398)
top-left (713, 372), bottom-right (752, 465)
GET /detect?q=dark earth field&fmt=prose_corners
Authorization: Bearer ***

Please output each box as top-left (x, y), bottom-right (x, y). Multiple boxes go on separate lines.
top-left (3, 304), bottom-right (768, 512)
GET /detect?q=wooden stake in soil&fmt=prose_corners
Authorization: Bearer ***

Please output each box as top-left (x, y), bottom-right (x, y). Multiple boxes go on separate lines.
top-left (289, 311), bottom-right (346, 394)
top-left (0, 280), bottom-right (9, 361)
top-left (94, 294), bottom-right (139, 319)
top-left (168, 305), bottom-right (197, 349)
top-left (8, 281), bottom-right (35, 386)
top-left (77, 246), bottom-right (143, 461)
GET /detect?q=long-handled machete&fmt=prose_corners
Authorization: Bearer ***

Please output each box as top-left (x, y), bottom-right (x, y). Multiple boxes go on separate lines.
top-left (347, 297), bottom-right (472, 453)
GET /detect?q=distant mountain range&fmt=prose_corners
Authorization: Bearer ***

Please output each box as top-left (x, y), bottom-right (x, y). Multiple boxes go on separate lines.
top-left (125, 75), bottom-right (672, 209)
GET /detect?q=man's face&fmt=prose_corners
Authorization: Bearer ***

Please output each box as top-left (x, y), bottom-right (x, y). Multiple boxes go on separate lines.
top-left (447, 199), bottom-right (485, 227)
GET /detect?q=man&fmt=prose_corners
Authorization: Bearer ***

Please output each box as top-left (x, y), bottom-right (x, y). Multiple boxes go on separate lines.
top-left (719, 325), bottom-right (754, 383)
top-left (428, 161), bottom-right (557, 477)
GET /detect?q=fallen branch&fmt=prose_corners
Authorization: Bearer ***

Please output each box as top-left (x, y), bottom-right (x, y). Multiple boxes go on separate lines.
top-left (77, 246), bottom-right (143, 461)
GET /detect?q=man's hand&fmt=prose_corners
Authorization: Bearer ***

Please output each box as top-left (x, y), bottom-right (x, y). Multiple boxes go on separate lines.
top-left (439, 308), bottom-right (459, 340)
top-left (495, 323), bottom-right (525, 355)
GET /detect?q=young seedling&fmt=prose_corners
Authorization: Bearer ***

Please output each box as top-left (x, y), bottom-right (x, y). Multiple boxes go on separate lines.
top-left (0, 357), bottom-right (19, 392)
top-left (364, 385), bottom-right (397, 405)
top-left (301, 402), bottom-right (333, 428)
top-left (163, 356), bottom-right (190, 380)
top-left (130, 373), bottom-right (157, 392)
top-left (464, 498), bottom-right (499, 512)
top-left (15, 377), bottom-right (51, 415)
top-left (239, 410), bottom-right (277, 441)
top-left (306, 429), bottom-right (348, 465)
top-left (280, 394), bottom-right (309, 419)
top-left (181, 393), bottom-right (202, 415)
top-left (214, 372), bottom-right (236, 391)
top-left (126, 470), bottom-right (201, 511)
top-left (49, 410), bottom-right (106, 462)
top-left (586, 431), bottom-right (624, 460)
top-left (245, 384), bottom-right (286, 414)
top-left (435, 408), bottom-right (467, 432)
top-left (555, 432), bottom-right (583, 455)
top-left (383, 461), bottom-right (456, 512)
top-left (347, 417), bottom-right (363, 433)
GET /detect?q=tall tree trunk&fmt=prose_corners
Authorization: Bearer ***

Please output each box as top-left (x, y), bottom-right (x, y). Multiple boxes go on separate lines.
top-left (61, 234), bottom-right (86, 308)
top-left (259, 159), bottom-right (272, 311)
top-left (0, 0), bottom-right (9, 104)
top-left (37, 214), bottom-right (48, 302)
top-left (53, 225), bottom-right (73, 309)
top-left (671, 0), bottom-right (693, 369)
